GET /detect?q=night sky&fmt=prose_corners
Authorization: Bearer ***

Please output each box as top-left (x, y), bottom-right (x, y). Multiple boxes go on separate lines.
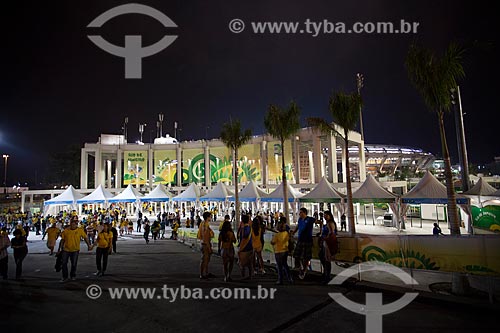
top-left (0, 0), bottom-right (498, 186)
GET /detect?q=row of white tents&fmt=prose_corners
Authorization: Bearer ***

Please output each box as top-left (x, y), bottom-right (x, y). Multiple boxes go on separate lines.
top-left (44, 171), bottom-right (482, 220)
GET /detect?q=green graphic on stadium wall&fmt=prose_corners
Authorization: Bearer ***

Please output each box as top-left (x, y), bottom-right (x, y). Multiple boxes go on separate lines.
top-left (471, 205), bottom-right (500, 232)
top-left (361, 245), bottom-right (440, 270)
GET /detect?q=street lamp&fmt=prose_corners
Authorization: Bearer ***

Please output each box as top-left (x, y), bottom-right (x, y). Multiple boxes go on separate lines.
top-left (2, 154), bottom-right (9, 194)
top-left (159, 113), bottom-right (164, 137)
top-left (138, 123), bottom-right (146, 143)
top-left (356, 73), bottom-right (365, 141)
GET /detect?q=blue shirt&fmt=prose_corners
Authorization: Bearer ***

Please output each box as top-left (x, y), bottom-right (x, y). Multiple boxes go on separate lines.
top-left (297, 216), bottom-right (315, 242)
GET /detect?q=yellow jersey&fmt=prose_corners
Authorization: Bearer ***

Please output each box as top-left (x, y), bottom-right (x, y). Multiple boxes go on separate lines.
top-left (61, 227), bottom-right (87, 252)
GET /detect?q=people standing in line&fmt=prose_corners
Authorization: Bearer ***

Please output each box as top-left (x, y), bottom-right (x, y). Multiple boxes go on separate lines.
top-left (340, 213), bottom-right (347, 232)
top-left (143, 221), bottom-right (150, 244)
top-left (11, 229), bottom-right (28, 280)
top-left (44, 223), bottom-right (61, 255)
top-left (197, 211), bottom-right (215, 279)
top-left (292, 207), bottom-right (321, 280)
top-left (238, 214), bottom-right (253, 280)
top-left (433, 223), bottom-right (444, 237)
top-left (251, 216), bottom-right (265, 275)
top-left (271, 219), bottom-right (292, 285)
top-left (218, 221), bottom-right (236, 282)
top-left (94, 223), bottom-right (112, 277)
top-left (0, 227), bottom-right (11, 280)
top-left (319, 211), bottom-right (338, 284)
top-left (57, 217), bottom-right (92, 282)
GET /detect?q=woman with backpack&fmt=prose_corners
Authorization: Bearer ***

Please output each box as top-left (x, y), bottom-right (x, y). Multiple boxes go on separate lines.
top-left (319, 211), bottom-right (338, 285)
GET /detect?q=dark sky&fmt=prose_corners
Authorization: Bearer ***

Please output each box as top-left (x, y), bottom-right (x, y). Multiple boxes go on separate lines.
top-left (0, 0), bottom-right (498, 186)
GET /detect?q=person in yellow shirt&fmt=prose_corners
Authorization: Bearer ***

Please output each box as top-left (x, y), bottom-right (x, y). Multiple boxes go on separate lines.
top-left (271, 219), bottom-right (293, 285)
top-left (197, 212), bottom-right (215, 279)
top-left (57, 217), bottom-right (92, 282)
top-left (94, 223), bottom-right (112, 277)
top-left (44, 223), bottom-right (61, 255)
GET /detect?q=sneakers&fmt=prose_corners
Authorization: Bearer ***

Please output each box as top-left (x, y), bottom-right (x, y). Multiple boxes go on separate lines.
top-left (93, 271), bottom-right (101, 276)
top-left (70, 277), bottom-right (76, 281)
top-left (199, 275), bottom-right (209, 280)
top-left (207, 273), bottom-right (216, 278)
top-left (298, 270), bottom-right (306, 280)
top-left (60, 278), bottom-right (69, 283)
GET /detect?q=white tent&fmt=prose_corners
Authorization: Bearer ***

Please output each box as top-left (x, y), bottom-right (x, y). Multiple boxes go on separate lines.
top-left (200, 182), bottom-right (233, 202)
top-left (261, 182), bottom-right (303, 202)
top-left (229, 180), bottom-right (268, 202)
top-left (352, 174), bottom-right (398, 203)
top-left (402, 171), bottom-right (468, 204)
top-left (299, 176), bottom-right (344, 203)
top-left (464, 177), bottom-right (497, 196)
top-left (108, 184), bottom-right (143, 203)
top-left (141, 184), bottom-right (172, 202)
top-left (45, 185), bottom-right (84, 205)
top-left (76, 185), bottom-right (114, 204)
top-left (172, 183), bottom-right (201, 202)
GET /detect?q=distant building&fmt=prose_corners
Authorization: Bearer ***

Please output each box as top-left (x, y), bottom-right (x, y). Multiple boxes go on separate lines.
top-left (80, 127), bottom-right (434, 190)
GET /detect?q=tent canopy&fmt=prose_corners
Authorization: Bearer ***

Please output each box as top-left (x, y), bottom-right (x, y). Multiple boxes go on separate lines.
top-left (141, 184), bottom-right (173, 202)
top-left (402, 171), bottom-right (469, 204)
top-left (352, 174), bottom-right (398, 203)
top-left (200, 182), bottom-right (233, 202)
top-left (464, 177), bottom-right (497, 196)
top-left (45, 185), bottom-right (84, 205)
top-left (172, 183), bottom-right (201, 202)
top-left (108, 184), bottom-right (143, 203)
top-left (77, 185), bottom-right (114, 204)
top-left (261, 182), bottom-right (303, 202)
top-left (299, 176), bottom-right (344, 203)
top-left (229, 180), bottom-right (268, 202)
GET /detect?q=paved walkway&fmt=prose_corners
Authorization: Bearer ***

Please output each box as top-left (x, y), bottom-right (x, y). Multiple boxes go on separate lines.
top-left (1, 233), bottom-right (498, 333)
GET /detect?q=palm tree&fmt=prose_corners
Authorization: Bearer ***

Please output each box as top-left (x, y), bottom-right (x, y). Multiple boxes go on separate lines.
top-left (308, 92), bottom-right (362, 236)
top-left (264, 101), bottom-right (301, 221)
top-left (220, 119), bottom-right (252, 230)
top-left (406, 42), bottom-right (465, 235)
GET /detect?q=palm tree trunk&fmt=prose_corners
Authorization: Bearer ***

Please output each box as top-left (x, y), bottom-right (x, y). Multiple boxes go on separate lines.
top-left (281, 139), bottom-right (290, 222)
top-left (438, 112), bottom-right (461, 235)
top-left (344, 130), bottom-right (356, 235)
top-left (233, 149), bottom-right (240, 232)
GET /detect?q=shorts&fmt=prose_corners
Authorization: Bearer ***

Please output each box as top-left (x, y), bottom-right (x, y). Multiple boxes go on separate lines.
top-left (293, 241), bottom-right (313, 261)
top-left (238, 250), bottom-right (253, 268)
top-left (221, 247), bottom-right (235, 262)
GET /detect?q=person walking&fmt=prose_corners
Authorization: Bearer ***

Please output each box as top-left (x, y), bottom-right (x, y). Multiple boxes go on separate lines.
top-left (340, 213), bottom-right (347, 232)
top-left (44, 223), bottom-right (61, 255)
top-left (0, 227), bottom-right (11, 280)
top-left (319, 211), bottom-right (338, 284)
top-left (238, 214), bottom-right (253, 280)
top-left (11, 228), bottom-right (28, 280)
top-left (218, 220), bottom-right (236, 282)
top-left (94, 223), bottom-right (112, 277)
top-left (251, 216), bottom-right (265, 275)
top-left (271, 219), bottom-right (292, 285)
top-left (292, 207), bottom-right (321, 280)
top-left (57, 217), bottom-right (92, 282)
top-left (110, 223), bottom-right (118, 254)
top-left (197, 212), bottom-right (215, 279)
top-left (143, 221), bottom-right (150, 244)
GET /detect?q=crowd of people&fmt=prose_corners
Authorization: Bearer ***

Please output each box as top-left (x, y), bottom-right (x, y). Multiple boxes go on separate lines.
top-left (0, 205), bottom-right (340, 285)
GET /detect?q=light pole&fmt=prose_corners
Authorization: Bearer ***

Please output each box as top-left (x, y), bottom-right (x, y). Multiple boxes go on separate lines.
top-left (123, 117), bottom-right (129, 143)
top-left (356, 73), bottom-right (365, 141)
top-left (2, 154), bottom-right (9, 194)
top-left (451, 86), bottom-right (470, 192)
top-left (139, 123), bottom-right (146, 143)
top-left (159, 113), bottom-right (164, 137)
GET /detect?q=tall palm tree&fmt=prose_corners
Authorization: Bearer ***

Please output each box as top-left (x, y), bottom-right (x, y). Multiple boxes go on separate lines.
top-left (220, 119), bottom-right (252, 230)
top-left (264, 101), bottom-right (301, 221)
top-left (406, 42), bottom-right (465, 235)
top-left (308, 92), bottom-right (362, 236)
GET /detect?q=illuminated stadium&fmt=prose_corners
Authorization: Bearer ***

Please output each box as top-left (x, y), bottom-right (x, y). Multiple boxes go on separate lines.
top-left (78, 127), bottom-right (435, 190)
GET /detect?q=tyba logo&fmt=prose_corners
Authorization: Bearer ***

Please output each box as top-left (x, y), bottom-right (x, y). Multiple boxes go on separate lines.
top-left (87, 3), bottom-right (178, 79)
